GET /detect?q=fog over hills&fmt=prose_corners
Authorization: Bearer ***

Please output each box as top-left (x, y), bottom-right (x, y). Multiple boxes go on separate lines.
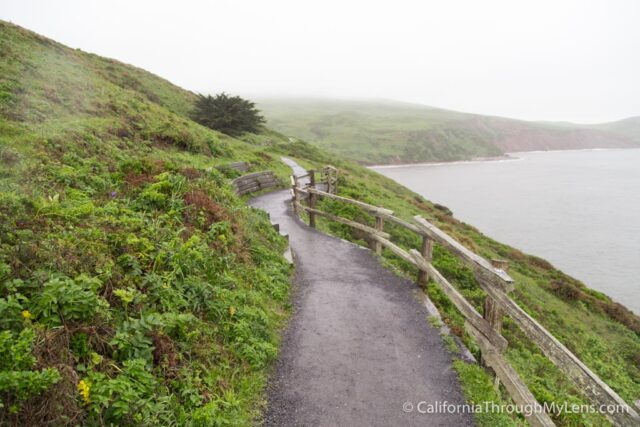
top-left (259, 98), bottom-right (640, 164)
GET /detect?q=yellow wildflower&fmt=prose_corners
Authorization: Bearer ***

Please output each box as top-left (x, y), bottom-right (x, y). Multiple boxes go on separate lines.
top-left (229, 306), bottom-right (236, 316)
top-left (77, 379), bottom-right (90, 404)
top-left (21, 310), bottom-right (32, 319)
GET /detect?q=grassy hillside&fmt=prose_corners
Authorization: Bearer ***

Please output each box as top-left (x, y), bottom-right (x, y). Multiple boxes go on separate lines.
top-left (0, 21), bottom-right (296, 425)
top-left (259, 98), bottom-right (640, 164)
top-left (274, 143), bottom-right (640, 426)
top-left (1, 21), bottom-right (638, 427)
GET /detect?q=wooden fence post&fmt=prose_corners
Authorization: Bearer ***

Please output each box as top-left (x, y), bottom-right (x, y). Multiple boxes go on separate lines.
top-left (332, 167), bottom-right (338, 194)
top-left (373, 215), bottom-right (384, 255)
top-left (328, 167), bottom-right (336, 194)
top-left (482, 259), bottom-right (510, 384)
top-left (417, 236), bottom-right (433, 287)
top-left (291, 176), bottom-right (298, 214)
top-left (308, 170), bottom-right (317, 228)
top-left (484, 259), bottom-right (509, 332)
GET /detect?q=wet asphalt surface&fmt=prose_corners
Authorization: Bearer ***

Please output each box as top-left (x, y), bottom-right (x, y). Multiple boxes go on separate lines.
top-left (250, 188), bottom-right (474, 427)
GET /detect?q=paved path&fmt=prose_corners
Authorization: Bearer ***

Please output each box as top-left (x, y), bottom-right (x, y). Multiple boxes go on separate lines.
top-left (250, 168), bottom-right (474, 427)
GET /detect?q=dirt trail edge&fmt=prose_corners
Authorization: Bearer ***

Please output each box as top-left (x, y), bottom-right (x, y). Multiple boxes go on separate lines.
top-left (250, 161), bottom-right (475, 427)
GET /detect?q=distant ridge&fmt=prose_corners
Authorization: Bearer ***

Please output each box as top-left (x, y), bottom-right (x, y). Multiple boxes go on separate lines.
top-left (258, 98), bottom-right (640, 164)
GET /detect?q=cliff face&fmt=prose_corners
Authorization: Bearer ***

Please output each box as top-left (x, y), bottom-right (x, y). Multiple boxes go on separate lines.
top-left (496, 129), bottom-right (635, 152)
top-left (478, 117), bottom-right (638, 153)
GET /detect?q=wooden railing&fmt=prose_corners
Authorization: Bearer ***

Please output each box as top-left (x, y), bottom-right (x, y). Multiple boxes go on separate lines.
top-left (290, 169), bottom-right (639, 427)
top-left (232, 171), bottom-right (281, 196)
top-left (320, 165), bottom-right (338, 194)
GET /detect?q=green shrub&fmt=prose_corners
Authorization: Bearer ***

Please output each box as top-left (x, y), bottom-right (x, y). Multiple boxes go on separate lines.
top-left (0, 329), bottom-right (61, 412)
top-left (84, 359), bottom-right (173, 426)
top-left (0, 295), bottom-right (26, 332)
top-left (110, 314), bottom-right (164, 364)
top-left (33, 274), bottom-right (109, 326)
top-left (192, 93), bottom-right (265, 137)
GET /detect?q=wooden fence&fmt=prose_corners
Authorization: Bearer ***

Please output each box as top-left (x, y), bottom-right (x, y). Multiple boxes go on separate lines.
top-left (320, 165), bottom-right (338, 194)
top-left (290, 168), bottom-right (639, 427)
top-left (232, 171), bottom-right (281, 196)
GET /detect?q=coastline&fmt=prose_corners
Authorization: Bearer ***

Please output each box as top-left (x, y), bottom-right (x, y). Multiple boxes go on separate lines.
top-left (371, 148), bottom-right (640, 315)
top-left (368, 146), bottom-right (640, 169)
top-left (368, 154), bottom-right (518, 169)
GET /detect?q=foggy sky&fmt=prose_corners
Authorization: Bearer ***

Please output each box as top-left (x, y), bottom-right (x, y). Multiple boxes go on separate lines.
top-left (2, 0), bottom-right (639, 123)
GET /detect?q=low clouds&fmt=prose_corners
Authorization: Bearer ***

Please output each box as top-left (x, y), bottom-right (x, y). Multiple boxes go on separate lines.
top-left (3, 0), bottom-right (639, 123)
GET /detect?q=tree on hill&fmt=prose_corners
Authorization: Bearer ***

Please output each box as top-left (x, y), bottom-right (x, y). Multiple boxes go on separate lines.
top-left (192, 93), bottom-right (265, 136)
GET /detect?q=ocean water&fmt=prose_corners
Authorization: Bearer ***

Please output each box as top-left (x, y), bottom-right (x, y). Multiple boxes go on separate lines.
top-left (372, 149), bottom-right (640, 314)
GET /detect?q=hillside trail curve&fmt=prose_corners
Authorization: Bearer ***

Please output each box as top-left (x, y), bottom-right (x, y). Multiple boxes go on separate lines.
top-left (249, 159), bottom-right (474, 427)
